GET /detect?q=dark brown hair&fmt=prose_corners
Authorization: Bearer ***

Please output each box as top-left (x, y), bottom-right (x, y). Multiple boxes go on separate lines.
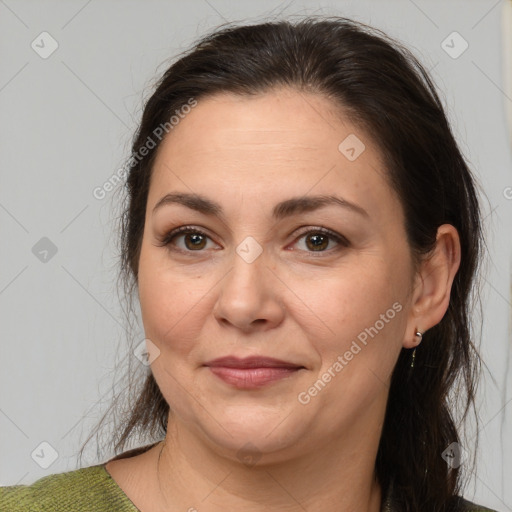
top-left (81, 16), bottom-right (484, 511)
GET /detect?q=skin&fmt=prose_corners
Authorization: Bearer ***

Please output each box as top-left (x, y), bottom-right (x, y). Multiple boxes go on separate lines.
top-left (105, 89), bottom-right (461, 512)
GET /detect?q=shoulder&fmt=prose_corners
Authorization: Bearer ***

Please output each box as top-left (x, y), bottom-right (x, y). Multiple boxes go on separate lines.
top-left (0, 465), bottom-right (139, 512)
top-left (454, 496), bottom-right (500, 511)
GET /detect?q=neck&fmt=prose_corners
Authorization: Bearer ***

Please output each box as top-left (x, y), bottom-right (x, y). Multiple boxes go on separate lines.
top-left (153, 417), bottom-right (384, 512)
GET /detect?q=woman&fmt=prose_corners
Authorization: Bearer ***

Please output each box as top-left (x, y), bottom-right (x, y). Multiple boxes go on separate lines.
top-left (0, 16), bottom-right (498, 512)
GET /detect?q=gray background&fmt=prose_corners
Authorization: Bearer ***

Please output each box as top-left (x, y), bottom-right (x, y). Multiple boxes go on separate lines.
top-left (1, 0), bottom-right (511, 510)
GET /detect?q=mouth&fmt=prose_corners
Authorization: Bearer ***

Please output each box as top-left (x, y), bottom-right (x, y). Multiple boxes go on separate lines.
top-left (203, 356), bottom-right (305, 389)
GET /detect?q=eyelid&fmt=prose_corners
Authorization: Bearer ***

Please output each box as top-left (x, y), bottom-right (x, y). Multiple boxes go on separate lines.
top-left (292, 226), bottom-right (349, 245)
top-left (156, 225), bottom-right (217, 248)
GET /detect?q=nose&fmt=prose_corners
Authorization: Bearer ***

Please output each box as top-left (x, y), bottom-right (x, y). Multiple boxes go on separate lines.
top-left (212, 246), bottom-right (285, 333)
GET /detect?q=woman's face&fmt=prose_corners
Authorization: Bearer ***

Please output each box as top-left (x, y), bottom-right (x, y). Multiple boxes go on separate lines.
top-left (137, 89), bottom-right (416, 461)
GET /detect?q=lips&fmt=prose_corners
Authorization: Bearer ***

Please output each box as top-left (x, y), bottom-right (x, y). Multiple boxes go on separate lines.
top-left (205, 356), bottom-right (303, 369)
top-left (203, 356), bottom-right (305, 389)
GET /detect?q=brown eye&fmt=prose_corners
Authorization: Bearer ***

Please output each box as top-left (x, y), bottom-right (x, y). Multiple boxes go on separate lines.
top-left (304, 233), bottom-right (330, 251)
top-left (183, 232), bottom-right (207, 250)
top-left (160, 226), bottom-right (217, 253)
top-left (294, 228), bottom-right (348, 254)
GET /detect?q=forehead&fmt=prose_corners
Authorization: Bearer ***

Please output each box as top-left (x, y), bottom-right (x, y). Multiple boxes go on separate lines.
top-left (148, 89), bottom-right (399, 222)
top-left (155, 89), bottom-right (365, 160)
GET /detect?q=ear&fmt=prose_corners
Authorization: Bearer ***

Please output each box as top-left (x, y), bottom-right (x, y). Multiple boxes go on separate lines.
top-left (403, 224), bottom-right (461, 349)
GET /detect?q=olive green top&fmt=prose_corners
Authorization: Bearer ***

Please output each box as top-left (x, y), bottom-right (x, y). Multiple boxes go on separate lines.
top-left (0, 465), bottom-right (138, 512)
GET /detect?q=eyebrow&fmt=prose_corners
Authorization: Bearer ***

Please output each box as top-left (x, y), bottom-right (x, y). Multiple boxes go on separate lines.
top-left (152, 192), bottom-right (369, 220)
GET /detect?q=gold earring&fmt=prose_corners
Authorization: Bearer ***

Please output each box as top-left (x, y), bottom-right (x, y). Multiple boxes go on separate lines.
top-left (411, 330), bottom-right (423, 368)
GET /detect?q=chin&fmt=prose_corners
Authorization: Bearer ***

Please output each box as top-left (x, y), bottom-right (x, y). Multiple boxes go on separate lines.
top-left (189, 407), bottom-right (309, 464)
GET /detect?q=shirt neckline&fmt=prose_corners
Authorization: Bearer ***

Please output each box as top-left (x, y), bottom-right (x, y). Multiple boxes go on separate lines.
top-left (97, 463), bottom-right (142, 512)
top-left (96, 450), bottom-right (394, 512)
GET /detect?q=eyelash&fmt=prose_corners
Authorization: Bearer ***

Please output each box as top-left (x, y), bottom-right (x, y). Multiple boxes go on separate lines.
top-left (157, 225), bottom-right (350, 256)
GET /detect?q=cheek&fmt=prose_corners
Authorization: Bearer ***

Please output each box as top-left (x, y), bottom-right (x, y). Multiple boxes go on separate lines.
top-left (295, 256), bottom-right (409, 379)
top-left (299, 259), bottom-right (405, 334)
top-left (137, 245), bottom-right (211, 357)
